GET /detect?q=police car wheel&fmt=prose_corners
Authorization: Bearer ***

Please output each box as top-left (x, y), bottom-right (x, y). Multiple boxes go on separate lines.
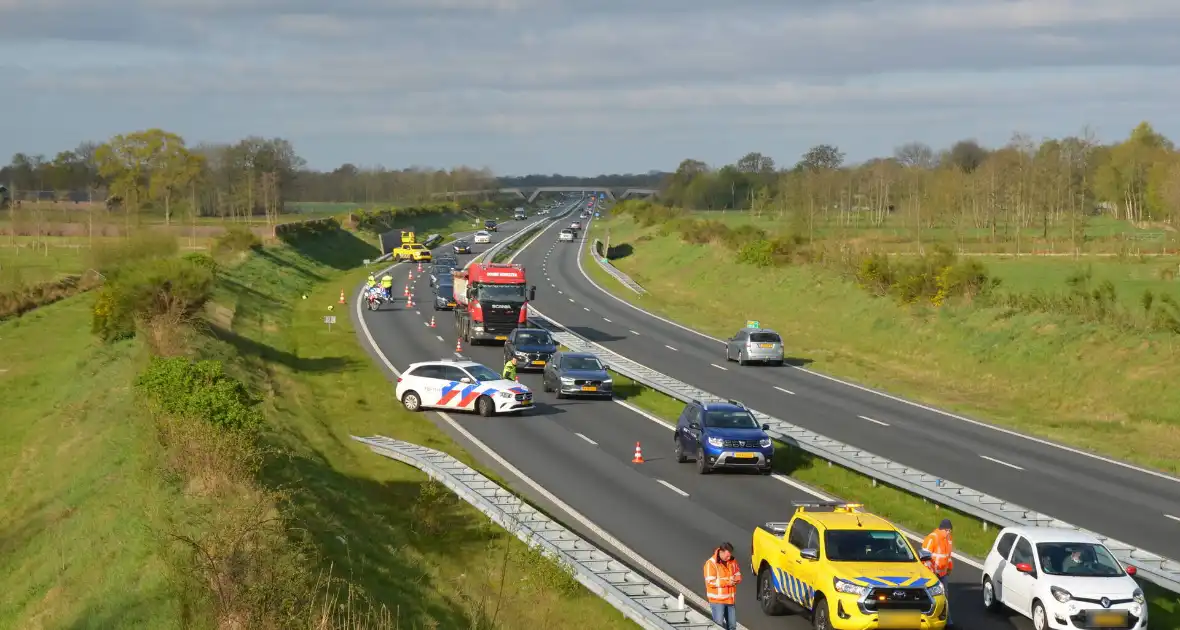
top-left (401, 391), bottom-right (422, 412)
top-left (476, 396), bottom-right (495, 417)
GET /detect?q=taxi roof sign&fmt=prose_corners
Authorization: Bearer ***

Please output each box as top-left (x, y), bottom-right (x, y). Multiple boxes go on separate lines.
top-left (745, 320), bottom-right (760, 329)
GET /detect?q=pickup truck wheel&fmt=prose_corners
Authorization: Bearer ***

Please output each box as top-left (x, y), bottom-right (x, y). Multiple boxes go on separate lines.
top-left (696, 448), bottom-right (711, 474)
top-left (476, 396), bottom-right (495, 417)
top-left (758, 567), bottom-right (787, 615)
top-left (811, 596), bottom-right (830, 630)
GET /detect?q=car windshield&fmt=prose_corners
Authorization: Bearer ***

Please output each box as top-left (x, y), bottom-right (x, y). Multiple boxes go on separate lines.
top-left (465, 364), bottom-right (501, 382)
top-left (563, 356), bottom-right (602, 371)
top-left (436, 282), bottom-right (453, 293)
top-left (516, 332), bottom-right (553, 346)
top-left (1037, 542), bottom-right (1124, 577)
top-left (703, 410), bottom-right (759, 429)
top-left (825, 530), bottom-right (916, 562)
top-left (455, 241), bottom-right (469, 247)
top-left (749, 332), bottom-right (781, 343)
top-left (478, 284), bottom-right (527, 300)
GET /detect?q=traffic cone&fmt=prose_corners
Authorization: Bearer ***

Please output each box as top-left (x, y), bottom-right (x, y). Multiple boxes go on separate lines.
top-left (429, 316), bottom-right (436, 327)
top-left (632, 442), bottom-right (644, 464)
top-left (514, 374), bottom-right (520, 382)
top-left (338, 289), bottom-right (346, 304)
top-left (408, 270), bottom-right (413, 280)
top-left (404, 285), bottom-right (410, 296)
top-left (455, 337), bottom-right (463, 353)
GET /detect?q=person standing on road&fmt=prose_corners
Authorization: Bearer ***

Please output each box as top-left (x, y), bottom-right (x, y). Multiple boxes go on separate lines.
top-left (703, 542), bottom-right (741, 630)
top-left (922, 518), bottom-right (955, 627)
top-left (502, 357), bottom-right (518, 381)
top-left (380, 273), bottom-right (393, 299)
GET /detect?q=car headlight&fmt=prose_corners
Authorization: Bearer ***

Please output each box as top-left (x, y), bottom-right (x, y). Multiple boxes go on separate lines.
top-left (707, 436), bottom-right (724, 448)
top-left (560, 376), bottom-right (575, 383)
top-left (1133, 588), bottom-right (1145, 605)
top-left (1050, 586), bottom-right (1072, 603)
top-left (833, 578), bottom-right (870, 597)
top-left (759, 438), bottom-right (772, 448)
top-left (514, 351), bottom-right (529, 359)
top-left (1130, 601), bottom-right (1143, 617)
top-left (925, 581), bottom-right (944, 597)
top-left (473, 326), bottom-right (484, 332)
top-left (601, 377), bottom-right (612, 385)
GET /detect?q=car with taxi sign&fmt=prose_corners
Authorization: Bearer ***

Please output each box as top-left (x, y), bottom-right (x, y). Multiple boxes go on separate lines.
top-left (724, 320), bottom-right (785, 366)
top-left (752, 502), bottom-right (949, 630)
top-left (980, 526), bottom-right (1147, 630)
top-left (396, 358), bottom-right (533, 416)
top-left (541, 351), bottom-right (613, 399)
top-left (674, 398), bottom-right (773, 474)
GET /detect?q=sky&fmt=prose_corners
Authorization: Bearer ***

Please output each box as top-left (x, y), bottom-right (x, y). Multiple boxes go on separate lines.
top-left (2, 0), bottom-right (1179, 176)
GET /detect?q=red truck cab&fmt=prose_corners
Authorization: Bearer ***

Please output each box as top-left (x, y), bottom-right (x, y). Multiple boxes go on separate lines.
top-left (453, 262), bottom-right (536, 344)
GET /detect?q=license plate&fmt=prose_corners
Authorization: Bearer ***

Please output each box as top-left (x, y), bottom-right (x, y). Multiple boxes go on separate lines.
top-left (759, 343), bottom-right (774, 348)
top-left (1091, 611), bottom-right (1126, 626)
top-left (581, 386), bottom-right (597, 392)
top-left (520, 400), bottom-right (532, 406)
top-left (733, 452), bottom-right (756, 459)
top-left (877, 611), bottom-right (920, 629)
top-left (447, 302), bottom-right (456, 307)
top-left (532, 360), bottom-right (546, 365)
top-left (494, 335), bottom-right (507, 340)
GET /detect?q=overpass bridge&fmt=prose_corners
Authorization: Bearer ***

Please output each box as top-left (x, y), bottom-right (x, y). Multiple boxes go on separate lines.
top-left (431, 186), bottom-right (658, 203)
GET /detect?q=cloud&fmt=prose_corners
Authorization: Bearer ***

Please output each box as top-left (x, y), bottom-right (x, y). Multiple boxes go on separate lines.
top-left (1, 0), bottom-right (1178, 173)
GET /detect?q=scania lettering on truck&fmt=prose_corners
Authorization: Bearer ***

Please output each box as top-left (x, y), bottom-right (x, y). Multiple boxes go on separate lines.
top-left (453, 262), bottom-right (536, 344)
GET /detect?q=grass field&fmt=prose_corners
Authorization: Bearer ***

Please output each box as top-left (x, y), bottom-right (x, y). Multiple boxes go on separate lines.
top-left (0, 244), bottom-right (88, 291)
top-left (0, 224), bottom-right (637, 629)
top-left (587, 214), bottom-right (1180, 474)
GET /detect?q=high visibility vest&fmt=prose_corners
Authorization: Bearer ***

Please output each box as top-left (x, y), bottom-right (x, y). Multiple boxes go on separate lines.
top-left (703, 552), bottom-right (742, 605)
top-left (502, 362), bottom-right (516, 380)
top-left (922, 529), bottom-right (954, 577)
top-left (380, 276), bottom-right (393, 288)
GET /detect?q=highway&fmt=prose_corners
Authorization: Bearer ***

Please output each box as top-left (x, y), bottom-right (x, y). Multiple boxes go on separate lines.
top-left (513, 211), bottom-right (1180, 565)
top-left (355, 206), bottom-right (1034, 630)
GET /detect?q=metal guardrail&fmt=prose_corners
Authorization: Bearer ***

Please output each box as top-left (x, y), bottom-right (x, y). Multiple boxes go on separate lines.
top-left (352, 436), bottom-right (718, 630)
top-left (591, 239), bottom-right (646, 294)
top-left (522, 304), bottom-right (1180, 594)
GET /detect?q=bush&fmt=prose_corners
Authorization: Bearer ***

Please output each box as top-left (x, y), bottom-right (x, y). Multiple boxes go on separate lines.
top-left (273, 216), bottom-right (341, 242)
top-left (182, 252), bottom-right (219, 274)
top-left (214, 226), bottom-right (262, 254)
top-left (91, 257), bottom-right (214, 342)
top-left (136, 356), bottom-right (264, 431)
top-left (87, 231), bottom-right (179, 273)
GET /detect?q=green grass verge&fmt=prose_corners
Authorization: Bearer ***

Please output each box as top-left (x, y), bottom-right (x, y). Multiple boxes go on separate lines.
top-left (492, 225), bottom-right (544, 263)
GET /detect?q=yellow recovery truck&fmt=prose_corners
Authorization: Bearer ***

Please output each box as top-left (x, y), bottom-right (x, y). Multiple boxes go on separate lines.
top-left (391, 226), bottom-right (432, 262)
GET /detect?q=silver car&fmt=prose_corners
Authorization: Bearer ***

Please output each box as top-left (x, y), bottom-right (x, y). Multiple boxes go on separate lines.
top-left (724, 327), bottom-right (785, 366)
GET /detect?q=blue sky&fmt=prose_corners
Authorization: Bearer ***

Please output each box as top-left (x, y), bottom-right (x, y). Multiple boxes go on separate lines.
top-left (2, 0), bottom-right (1178, 175)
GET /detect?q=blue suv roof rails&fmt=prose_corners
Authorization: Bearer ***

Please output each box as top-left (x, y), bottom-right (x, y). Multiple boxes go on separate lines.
top-left (689, 399), bottom-right (703, 408)
top-left (727, 399), bottom-right (746, 408)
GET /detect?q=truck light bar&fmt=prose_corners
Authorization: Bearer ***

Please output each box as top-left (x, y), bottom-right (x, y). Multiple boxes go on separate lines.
top-left (791, 501), bottom-right (864, 512)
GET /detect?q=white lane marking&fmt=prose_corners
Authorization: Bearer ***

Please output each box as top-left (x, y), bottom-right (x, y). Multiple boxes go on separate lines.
top-left (980, 455), bottom-right (1024, 471)
top-left (710, 363), bottom-right (727, 371)
top-left (415, 311), bottom-right (421, 315)
top-left (656, 479), bottom-right (690, 497)
top-left (774, 386), bottom-right (795, 395)
top-left (665, 345), bottom-right (678, 351)
top-left (630, 330), bottom-right (640, 335)
top-left (859, 415), bottom-right (890, 427)
top-left (436, 335), bottom-right (444, 342)
top-left (1165, 514), bottom-right (1180, 523)
top-left (558, 290), bottom-right (563, 294)
top-left (575, 432), bottom-right (598, 446)
top-left (551, 283), bottom-right (556, 287)
top-left (569, 298), bottom-right (575, 303)
top-left (603, 317), bottom-right (612, 323)
top-left (566, 231), bottom-right (1179, 484)
top-left (583, 307), bottom-right (590, 311)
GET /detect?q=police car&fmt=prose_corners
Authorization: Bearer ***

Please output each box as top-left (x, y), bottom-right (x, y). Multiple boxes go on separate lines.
top-left (396, 358), bottom-right (533, 416)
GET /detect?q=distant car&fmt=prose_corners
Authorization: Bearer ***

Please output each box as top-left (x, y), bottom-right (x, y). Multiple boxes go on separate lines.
top-left (541, 351), bottom-right (613, 399)
top-left (674, 399), bottom-right (772, 474)
top-left (570, 221), bottom-right (582, 230)
top-left (558, 229), bottom-right (575, 242)
top-left (981, 526), bottom-right (1146, 630)
top-left (452, 240), bottom-right (471, 254)
top-left (396, 358), bottom-right (532, 416)
top-left (484, 220), bottom-right (498, 232)
top-left (432, 280), bottom-right (457, 311)
top-left (473, 231), bottom-right (491, 244)
top-left (724, 327), bottom-right (785, 366)
top-left (429, 261), bottom-right (458, 287)
top-left (503, 328), bottom-right (558, 371)
top-left (434, 253), bottom-right (459, 266)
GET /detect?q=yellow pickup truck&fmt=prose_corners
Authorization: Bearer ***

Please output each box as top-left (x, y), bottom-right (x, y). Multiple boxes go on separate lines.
top-left (392, 242), bottom-right (432, 262)
top-left (751, 502), bottom-right (947, 630)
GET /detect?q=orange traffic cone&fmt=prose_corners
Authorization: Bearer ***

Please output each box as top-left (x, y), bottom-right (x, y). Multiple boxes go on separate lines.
top-left (338, 289), bottom-right (346, 304)
top-left (514, 374), bottom-right (520, 382)
top-left (455, 337), bottom-right (463, 353)
top-left (408, 270), bottom-right (413, 280)
top-left (429, 316), bottom-right (436, 327)
top-left (404, 285), bottom-right (410, 296)
top-left (632, 442), bottom-right (644, 464)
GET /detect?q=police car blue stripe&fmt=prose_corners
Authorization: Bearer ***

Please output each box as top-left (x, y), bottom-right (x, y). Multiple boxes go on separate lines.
top-left (441, 381), bottom-right (460, 395)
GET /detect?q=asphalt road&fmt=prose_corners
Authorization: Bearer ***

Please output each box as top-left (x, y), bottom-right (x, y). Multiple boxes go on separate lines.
top-left (355, 207), bottom-right (1033, 630)
top-left (513, 213), bottom-right (1180, 565)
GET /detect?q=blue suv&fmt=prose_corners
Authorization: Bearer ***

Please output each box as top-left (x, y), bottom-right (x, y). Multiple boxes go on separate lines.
top-left (674, 399), bottom-right (773, 474)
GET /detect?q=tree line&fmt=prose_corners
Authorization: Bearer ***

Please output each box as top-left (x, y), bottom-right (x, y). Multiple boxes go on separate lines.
top-left (659, 122), bottom-right (1180, 245)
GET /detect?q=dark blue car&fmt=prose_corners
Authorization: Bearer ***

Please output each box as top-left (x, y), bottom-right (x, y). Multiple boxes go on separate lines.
top-left (674, 399), bottom-right (773, 474)
top-left (503, 327), bottom-right (559, 371)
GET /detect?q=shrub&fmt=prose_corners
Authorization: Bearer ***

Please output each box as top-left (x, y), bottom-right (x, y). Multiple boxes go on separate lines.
top-left (136, 356), bottom-right (264, 431)
top-left (91, 257), bottom-right (214, 342)
top-left (214, 226), bottom-right (262, 254)
top-left (274, 216), bottom-right (341, 242)
top-left (87, 231), bottom-right (179, 273)
top-left (182, 252), bottom-right (219, 274)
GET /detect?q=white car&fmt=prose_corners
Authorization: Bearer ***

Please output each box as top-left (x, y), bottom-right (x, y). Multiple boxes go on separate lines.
top-left (570, 221), bottom-right (582, 230)
top-left (473, 230), bottom-right (491, 244)
top-left (558, 229), bottom-right (575, 242)
top-left (981, 526), bottom-right (1147, 629)
top-left (396, 359), bottom-right (533, 416)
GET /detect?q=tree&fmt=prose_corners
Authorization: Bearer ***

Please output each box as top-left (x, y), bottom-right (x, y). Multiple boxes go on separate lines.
top-left (945, 139), bottom-right (988, 173)
top-left (736, 152), bottom-right (776, 173)
top-left (797, 144), bottom-right (845, 171)
top-left (95, 129), bottom-right (188, 228)
top-left (894, 142), bottom-right (935, 169)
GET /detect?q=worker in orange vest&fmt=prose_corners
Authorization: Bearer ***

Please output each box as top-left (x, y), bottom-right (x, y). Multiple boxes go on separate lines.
top-left (922, 518), bottom-right (954, 627)
top-left (703, 542), bottom-right (742, 630)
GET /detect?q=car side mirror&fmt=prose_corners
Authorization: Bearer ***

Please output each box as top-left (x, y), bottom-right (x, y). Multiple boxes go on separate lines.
top-left (919, 549), bottom-right (932, 562)
top-left (460, 377), bottom-right (473, 384)
top-left (1015, 563), bottom-right (1034, 575)
top-left (761, 424), bottom-right (770, 431)
top-left (1125, 565), bottom-right (1137, 576)
top-left (801, 548), bottom-right (819, 561)
top-left (689, 422), bottom-right (701, 431)
top-left (529, 286), bottom-right (536, 301)
top-left (601, 364), bottom-right (608, 371)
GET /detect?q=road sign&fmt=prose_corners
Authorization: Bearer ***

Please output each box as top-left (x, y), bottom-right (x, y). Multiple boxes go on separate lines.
top-left (324, 315), bottom-right (337, 331)
top-left (594, 212), bottom-right (600, 217)
top-left (599, 192), bottom-right (605, 199)
top-left (745, 320), bottom-right (760, 329)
